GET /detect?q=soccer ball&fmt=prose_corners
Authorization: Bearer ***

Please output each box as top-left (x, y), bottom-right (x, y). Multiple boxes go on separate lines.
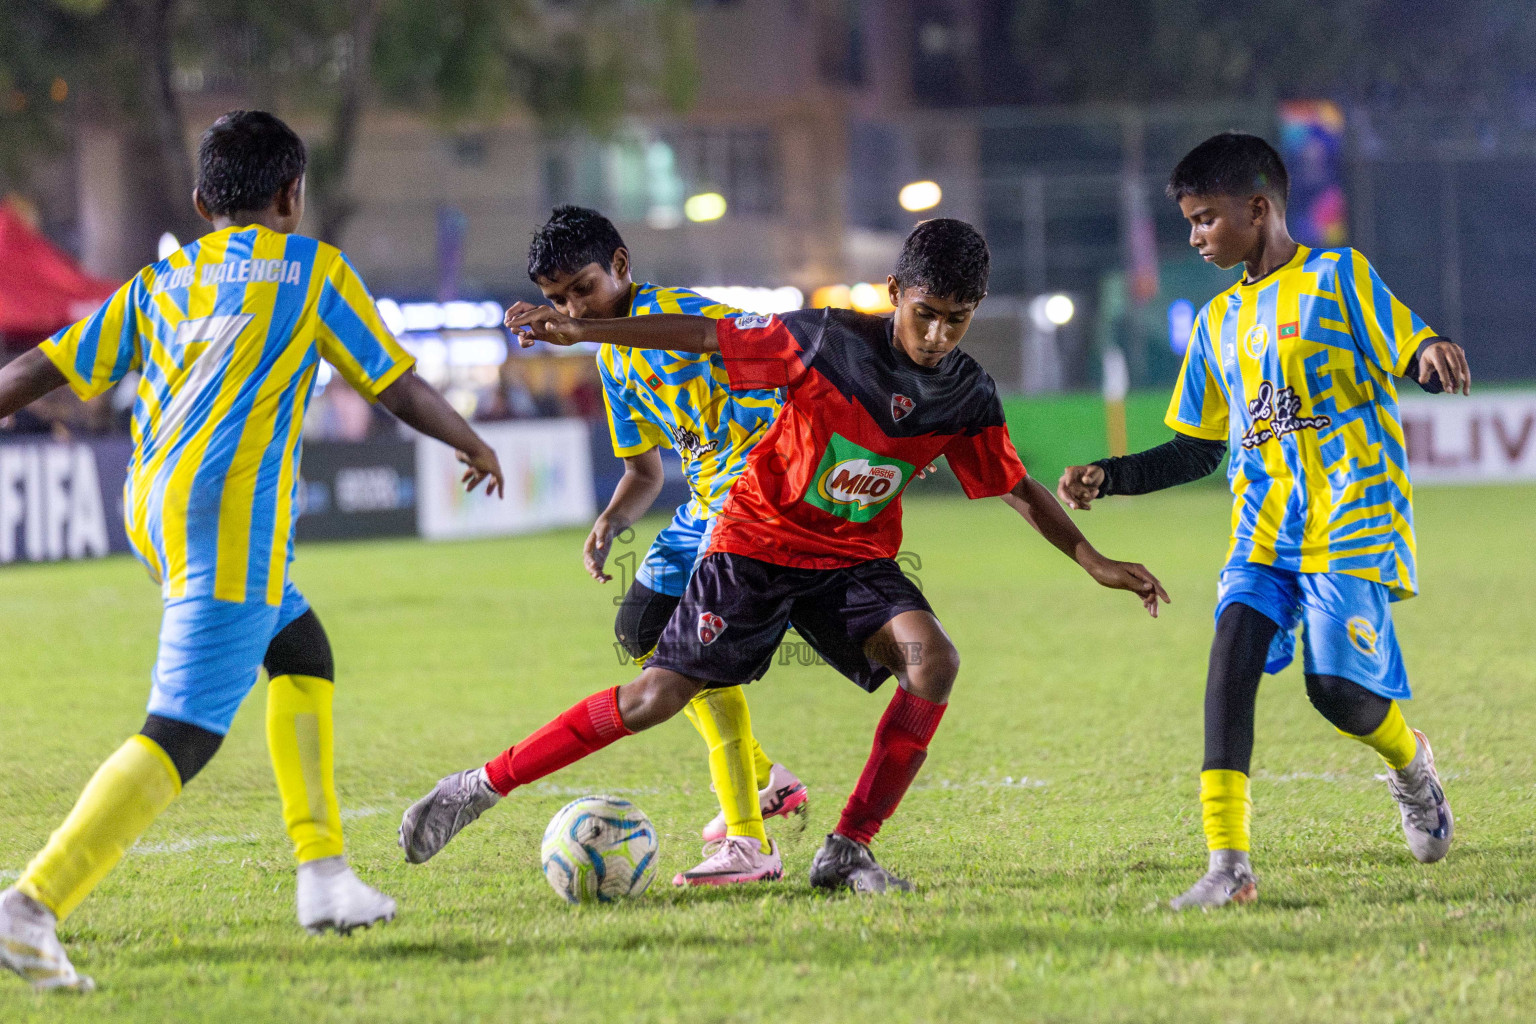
top-left (540, 795), bottom-right (658, 904)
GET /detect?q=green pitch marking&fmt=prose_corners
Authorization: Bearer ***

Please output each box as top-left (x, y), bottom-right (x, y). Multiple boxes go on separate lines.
top-left (2, 487), bottom-right (1535, 1022)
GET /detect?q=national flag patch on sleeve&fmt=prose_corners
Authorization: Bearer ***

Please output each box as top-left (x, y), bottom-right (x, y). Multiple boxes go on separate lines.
top-left (1279, 321), bottom-right (1299, 339)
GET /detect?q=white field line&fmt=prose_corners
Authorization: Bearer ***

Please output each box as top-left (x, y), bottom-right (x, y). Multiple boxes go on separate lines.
top-left (0, 870), bottom-right (18, 882)
top-left (133, 833), bottom-right (261, 855)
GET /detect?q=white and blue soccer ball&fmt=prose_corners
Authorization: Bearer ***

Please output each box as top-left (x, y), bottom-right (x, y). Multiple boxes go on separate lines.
top-left (540, 795), bottom-right (658, 904)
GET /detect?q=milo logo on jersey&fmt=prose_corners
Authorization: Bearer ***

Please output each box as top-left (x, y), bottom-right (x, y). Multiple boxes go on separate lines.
top-left (803, 434), bottom-right (915, 523)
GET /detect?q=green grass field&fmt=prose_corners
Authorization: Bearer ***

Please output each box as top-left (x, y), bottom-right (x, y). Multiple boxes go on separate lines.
top-left (3, 486), bottom-right (1535, 1023)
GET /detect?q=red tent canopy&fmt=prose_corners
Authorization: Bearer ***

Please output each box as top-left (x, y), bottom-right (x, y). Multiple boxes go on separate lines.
top-left (0, 204), bottom-right (121, 341)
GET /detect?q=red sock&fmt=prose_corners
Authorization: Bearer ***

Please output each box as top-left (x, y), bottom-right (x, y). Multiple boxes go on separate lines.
top-left (835, 687), bottom-right (947, 845)
top-left (484, 687), bottom-right (632, 795)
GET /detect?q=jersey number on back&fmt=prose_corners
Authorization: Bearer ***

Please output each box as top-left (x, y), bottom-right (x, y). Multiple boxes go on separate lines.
top-left (167, 313), bottom-right (255, 370)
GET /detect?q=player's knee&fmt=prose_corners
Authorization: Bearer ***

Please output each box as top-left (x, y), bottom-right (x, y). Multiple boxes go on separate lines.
top-left (1306, 673), bottom-right (1390, 736)
top-left (263, 609), bottom-right (334, 681)
top-left (906, 635), bottom-right (959, 703)
top-left (618, 669), bottom-right (701, 731)
top-left (140, 714), bottom-right (224, 785)
top-left (614, 582), bottom-right (679, 661)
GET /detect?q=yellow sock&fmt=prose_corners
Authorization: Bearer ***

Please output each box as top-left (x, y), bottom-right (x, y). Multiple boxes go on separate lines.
top-left (684, 687), bottom-right (769, 853)
top-left (266, 674), bottom-right (344, 863)
top-left (751, 738), bottom-right (775, 791)
top-left (16, 735), bottom-right (181, 921)
top-left (1343, 700), bottom-right (1418, 770)
top-left (1199, 769), bottom-right (1251, 852)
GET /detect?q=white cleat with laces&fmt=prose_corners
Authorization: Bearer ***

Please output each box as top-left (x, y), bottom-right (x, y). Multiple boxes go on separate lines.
top-left (296, 856), bottom-right (397, 936)
top-left (0, 887), bottom-right (94, 992)
top-left (1386, 729), bottom-right (1454, 864)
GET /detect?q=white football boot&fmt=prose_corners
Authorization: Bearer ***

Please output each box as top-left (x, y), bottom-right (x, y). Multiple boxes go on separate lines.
top-left (296, 857), bottom-right (397, 936)
top-left (1169, 850), bottom-right (1258, 910)
top-left (0, 887), bottom-right (94, 992)
top-left (1386, 729), bottom-right (1454, 864)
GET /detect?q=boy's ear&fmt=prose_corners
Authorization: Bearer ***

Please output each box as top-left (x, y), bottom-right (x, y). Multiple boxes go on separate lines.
top-left (887, 274), bottom-right (901, 307)
top-left (1249, 193), bottom-right (1269, 225)
top-left (193, 188), bottom-right (214, 224)
top-left (610, 247), bottom-right (630, 280)
top-left (275, 176), bottom-right (303, 217)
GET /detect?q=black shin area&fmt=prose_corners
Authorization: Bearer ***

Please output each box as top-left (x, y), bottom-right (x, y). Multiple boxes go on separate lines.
top-left (263, 609), bottom-right (335, 681)
top-left (1305, 673), bottom-right (1391, 736)
top-left (1202, 603), bottom-right (1280, 774)
top-left (614, 580), bottom-right (681, 661)
top-left (140, 715), bottom-right (224, 785)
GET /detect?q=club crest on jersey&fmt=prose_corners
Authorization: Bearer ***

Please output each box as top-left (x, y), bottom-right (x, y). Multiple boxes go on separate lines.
top-left (698, 612), bottom-right (726, 645)
top-left (734, 313), bottom-right (773, 330)
top-left (891, 393), bottom-right (915, 422)
top-left (1240, 380), bottom-right (1332, 450)
top-left (1346, 616), bottom-right (1379, 657)
top-left (1243, 324), bottom-right (1269, 360)
top-left (803, 433), bottom-right (915, 523)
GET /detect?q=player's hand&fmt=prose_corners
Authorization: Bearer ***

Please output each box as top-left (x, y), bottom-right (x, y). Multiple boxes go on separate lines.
top-left (1420, 339), bottom-right (1471, 396)
top-left (583, 514), bottom-right (621, 583)
top-left (1081, 552), bottom-right (1170, 618)
top-left (457, 443), bottom-right (504, 498)
top-left (915, 461), bottom-right (941, 480)
top-left (1058, 464), bottom-right (1105, 510)
top-left (504, 302), bottom-right (585, 348)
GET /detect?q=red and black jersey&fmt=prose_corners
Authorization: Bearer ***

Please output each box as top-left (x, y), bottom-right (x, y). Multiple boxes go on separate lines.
top-left (709, 307), bottom-right (1027, 569)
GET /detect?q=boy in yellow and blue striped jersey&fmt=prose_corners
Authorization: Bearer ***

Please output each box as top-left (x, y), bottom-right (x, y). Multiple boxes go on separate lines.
top-left (522, 207), bottom-right (806, 885)
top-left (1058, 133), bottom-right (1473, 910)
top-left (0, 111), bottom-right (503, 991)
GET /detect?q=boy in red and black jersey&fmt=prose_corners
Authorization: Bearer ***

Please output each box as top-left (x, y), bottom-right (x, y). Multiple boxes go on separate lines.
top-left (401, 220), bottom-right (1169, 890)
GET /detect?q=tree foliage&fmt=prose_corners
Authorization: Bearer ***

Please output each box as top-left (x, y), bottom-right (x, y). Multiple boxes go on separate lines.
top-left (2, 0), bottom-right (697, 262)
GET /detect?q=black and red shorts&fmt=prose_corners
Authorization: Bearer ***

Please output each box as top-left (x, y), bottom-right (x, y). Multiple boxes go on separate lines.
top-left (646, 552), bottom-right (932, 692)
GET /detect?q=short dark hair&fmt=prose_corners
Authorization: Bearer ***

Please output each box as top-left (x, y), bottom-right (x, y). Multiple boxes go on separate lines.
top-left (527, 205), bottom-right (627, 282)
top-left (1167, 132), bottom-right (1289, 206)
top-left (892, 218), bottom-right (990, 305)
top-left (196, 111), bottom-right (307, 217)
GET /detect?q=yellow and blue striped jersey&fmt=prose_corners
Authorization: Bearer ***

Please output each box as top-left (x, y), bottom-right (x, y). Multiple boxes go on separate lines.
top-left (1167, 245), bottom-right (1436, 599)
top-left (598, 283), bottom-right (784, 518)
top-left (41, 224), bottom-right (414, 606)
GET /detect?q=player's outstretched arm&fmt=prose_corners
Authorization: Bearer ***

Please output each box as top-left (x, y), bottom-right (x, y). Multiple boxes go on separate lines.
top-left (1058, 433), bottom-right (1227, 511)
top-left (504, 302), bottom-right (717, 354)
top-left (585, 449), bottom-right (665, 582)
top-left (0, 348), bottom-right (68, 420)
top-left (377, 370), bottom-right (505, 498)
top-left (1002, 475), bottom-right (1170, 617)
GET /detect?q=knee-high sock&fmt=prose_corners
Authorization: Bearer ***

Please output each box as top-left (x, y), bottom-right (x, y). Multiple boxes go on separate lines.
top-left (484, 687), bottom-right (633, 796)
top-left (1200, 769), bottom-right (1251, 852)
top-left (835, 687), bottom-right (946, 845)
top-left (1342, 700), bottom-right (1418, 770)
top-left (266, 674), bottom-right (344, 864)
top-left (16, 735), bottom-right (181, 921)
top-left (683, 694), bottom-right (777, 793)
top-left (684, 688), bottom-right (769, 852)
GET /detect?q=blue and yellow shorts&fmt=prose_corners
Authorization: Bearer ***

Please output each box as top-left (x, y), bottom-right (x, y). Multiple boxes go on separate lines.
top-left (1215, 563), bottom-right (1409, 700)
top-left (146, 580), bottom-right (311, 735)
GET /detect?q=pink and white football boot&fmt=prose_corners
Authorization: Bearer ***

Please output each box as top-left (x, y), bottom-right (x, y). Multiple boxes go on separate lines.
top-left (673, 836), bottom-right (784, 886)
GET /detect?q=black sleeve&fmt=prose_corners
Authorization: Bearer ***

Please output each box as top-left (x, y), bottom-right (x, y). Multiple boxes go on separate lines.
top-left (1402, 345), bottom-right (1445, 394)
top-left (1093, 433), bottom-right (1227, 496)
